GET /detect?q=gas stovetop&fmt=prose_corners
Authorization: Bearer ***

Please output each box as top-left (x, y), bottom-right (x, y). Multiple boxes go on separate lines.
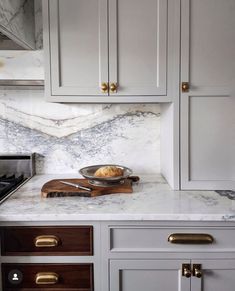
top-left (0, 154), bottom-right (35, 204)
top-left (0, 174), bottom-right (27, 202)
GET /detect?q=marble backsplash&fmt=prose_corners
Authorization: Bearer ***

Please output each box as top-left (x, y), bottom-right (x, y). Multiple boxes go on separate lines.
top-left (0, 0), bottom-right (36, 49)
top-left (0, 90), bottom-right (161, 174)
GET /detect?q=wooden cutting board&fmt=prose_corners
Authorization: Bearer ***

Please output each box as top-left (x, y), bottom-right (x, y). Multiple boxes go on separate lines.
top-left (41, 177), bottom-right (139, 198)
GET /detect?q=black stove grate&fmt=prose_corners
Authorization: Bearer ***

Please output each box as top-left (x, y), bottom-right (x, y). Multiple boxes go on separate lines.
top-left (0, 174), bottom-right (26, 201)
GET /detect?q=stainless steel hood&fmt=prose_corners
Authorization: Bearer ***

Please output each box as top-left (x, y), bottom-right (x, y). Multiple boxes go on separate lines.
top-left (0, 0), bottom-right (36, 50)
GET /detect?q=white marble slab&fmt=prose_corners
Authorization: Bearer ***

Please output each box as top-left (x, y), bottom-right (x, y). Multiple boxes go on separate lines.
top-left (0, 91), bottom-right (161, 174)
top-left (34, 0), bottom-right (43, 49)
top-left (0, 51), bottom-right (44, 79)
top-left (0, 0), bottom-right (35, 49)
top-left (0, 175), bottom-right (235, 222)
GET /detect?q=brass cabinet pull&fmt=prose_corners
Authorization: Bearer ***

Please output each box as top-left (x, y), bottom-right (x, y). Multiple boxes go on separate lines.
top-left (168, 233), bottom-right (214, 244)
top-left (193, 264), bottom-right (202, 278)
top-left (110, 82), bottom-right (117, 93)
top-left (101, 82), bottom-right (109, 93)
top-left (182, 82), bottom-right (189, 92)
top-left (34, 235), bottom-right (59, 247)
top-left (182, 264), bottom-right (191, 278)
top-left (35, 272), bottom-right (59, 285)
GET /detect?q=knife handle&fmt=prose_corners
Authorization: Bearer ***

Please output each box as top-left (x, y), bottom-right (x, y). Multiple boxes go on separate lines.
top-left (128, 176), bottom-right (140, 183)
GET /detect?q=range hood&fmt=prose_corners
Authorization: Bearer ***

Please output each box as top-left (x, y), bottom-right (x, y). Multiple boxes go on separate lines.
top-left (0, 0), bottom-right (36, 50)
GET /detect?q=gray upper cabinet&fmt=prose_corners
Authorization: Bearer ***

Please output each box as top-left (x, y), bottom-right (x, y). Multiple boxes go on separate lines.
top-left (43, 0), bottom-right (179, 102)
top-left (108, 0), bottom-right (167, 96)
top-left (180, 0), bottom-right (235, 189)
top-left (44, 0), bottom-right (108, 97)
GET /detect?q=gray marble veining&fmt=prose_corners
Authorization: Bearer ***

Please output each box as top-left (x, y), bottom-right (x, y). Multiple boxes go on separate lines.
top-left (0, 90), bottom-right (161, 174)
top-left (34, 0), bottom-right (43, 49)
top-left (0, 174), bottom-right (235, 222)
top-left (0, 0), bottom-right (35, 49)
top-left (216, 190), bottom-right (235, 200)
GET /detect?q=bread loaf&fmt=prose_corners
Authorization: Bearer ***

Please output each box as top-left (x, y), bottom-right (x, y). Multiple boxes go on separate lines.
top-left (94, 166), bottom-right (123, 178)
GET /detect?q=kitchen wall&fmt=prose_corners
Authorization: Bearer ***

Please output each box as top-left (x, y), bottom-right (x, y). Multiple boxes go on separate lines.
top-left (0, 0), bottom-right (161, 175)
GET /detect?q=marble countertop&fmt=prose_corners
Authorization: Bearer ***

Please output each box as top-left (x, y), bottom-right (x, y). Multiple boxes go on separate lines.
top-left (0, 174), bottom-right (235, 222)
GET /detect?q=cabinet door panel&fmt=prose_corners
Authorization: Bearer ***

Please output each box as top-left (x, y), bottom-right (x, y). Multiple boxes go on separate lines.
top-left (181, 0), bottom-right (235, 189)
top-left (191, 260), bottom-right (235, 291)
top-left (49, 0), bottom-right (108, 96)
top-left (109, 0), bottom-right (167, 96)
top-left (110, 260), bottom-right (190, 291)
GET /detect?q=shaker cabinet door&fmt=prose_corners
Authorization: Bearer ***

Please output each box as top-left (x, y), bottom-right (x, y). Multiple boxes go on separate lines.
top-left (108, 0), bottom-right (167, 96)
top-left (191, 260), bottom-right (235, 291)
top-left (110, 260), bottom-right (190, 291)
top-left (46, 0), bottom-right (108, 97)
top-left (180, 0), bottom-right (235, 189)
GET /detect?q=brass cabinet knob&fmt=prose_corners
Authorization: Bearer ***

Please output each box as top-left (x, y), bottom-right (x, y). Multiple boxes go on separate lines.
top-left (35, 272), bottom-right (59, 285)
top-left (182, 82), bottom-right (190, 92)
top-left (110, 82), bottom-right (117, 93)
top-left (193, 264), bottom-right (202, 278)
top-left (101, 82), bottom-right (109, 93)
top-left (34, 235), bottom-right (59, 247)
top-left (182, 264), bottom-right (191, 278)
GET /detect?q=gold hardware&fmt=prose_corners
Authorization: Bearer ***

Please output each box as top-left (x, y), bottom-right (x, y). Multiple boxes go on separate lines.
top-left (168, 233), bottom-right (214, 244)
top-left (34, 235), bottom-right (59, 247)
top-left (35, 272), bottom-right (59, 285)
top-left (110, 82), bottom-right (117, 93)
top-left (182, 264), bottom-right (191, 278)
top-left (182, 82), bottom-right (189, 92)
top-left (193, 264), bottom-right (202, 278)
top-left (101, 82), bottom-right (109, 93)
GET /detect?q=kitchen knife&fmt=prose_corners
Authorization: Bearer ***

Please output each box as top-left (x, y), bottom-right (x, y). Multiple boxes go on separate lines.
top-left (60, 181), bottom-right (92, 192)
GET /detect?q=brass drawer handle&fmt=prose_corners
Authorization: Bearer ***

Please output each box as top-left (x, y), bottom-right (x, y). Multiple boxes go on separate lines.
top-left (34, 235), bottom-right (59, 247)
top-left (35, 272), bottom-right (59, 285)
top-left (168, 233), bottom-right (214, 244)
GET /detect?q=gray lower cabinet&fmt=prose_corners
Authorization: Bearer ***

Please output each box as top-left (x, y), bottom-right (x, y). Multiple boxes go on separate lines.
top-left (43, 0), bottom-right (179, 102)
top-left (191, 260), bottom-right (235, 291)
top-left (107, 224), bottom-right (235, 291)
top-left (110, 259), bottom-right (235, 291)
top-left (180, 0), bottom-right (235, 189)
top-left (110, 260), bottom-right (190, 291)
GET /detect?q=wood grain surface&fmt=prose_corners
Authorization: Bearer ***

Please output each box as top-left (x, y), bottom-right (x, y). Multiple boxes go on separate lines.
top-left (1, 226), bottom-right (93, 256)
top-left (41, 178), bottom-right (139, 198)
top-left (2, 263), bottom-right (93, 290)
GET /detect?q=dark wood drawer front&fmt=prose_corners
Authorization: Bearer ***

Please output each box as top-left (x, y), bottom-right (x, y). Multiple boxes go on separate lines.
top-left (1, 226), bottom-right (93, 256)
top-left (2, 263), bottom-right (93, 290)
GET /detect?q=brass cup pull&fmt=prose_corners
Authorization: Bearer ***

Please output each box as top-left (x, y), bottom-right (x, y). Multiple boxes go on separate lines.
top-left (168, 233), bottom-right (214, 244)
top-left (182, 82), bottom-right (189, 92)
top-left (182, 264), bottom-right (191, 278)
top-left (34, 235), bottom-right (59, 247)
top-left (110, 82), bottom-right (117, 93)
top-left (193, 264), bottom-right (202, 278)
top-left (35, 272), bottom-right (59, 285)
top-left (101, 82), bottom-right (108, 93)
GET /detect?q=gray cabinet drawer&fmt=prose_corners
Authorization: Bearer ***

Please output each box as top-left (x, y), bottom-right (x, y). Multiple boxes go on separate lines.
top-left (109, 226), bottom-right (235, 252)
